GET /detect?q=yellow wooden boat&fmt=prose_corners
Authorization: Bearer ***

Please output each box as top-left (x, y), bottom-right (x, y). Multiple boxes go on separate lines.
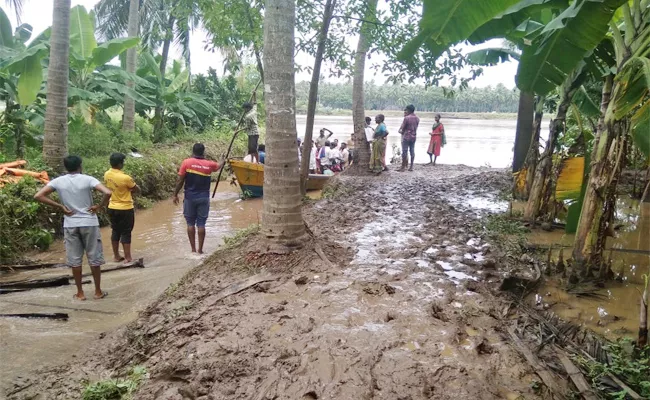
top-left (229, 159), bottom-right (330, 198)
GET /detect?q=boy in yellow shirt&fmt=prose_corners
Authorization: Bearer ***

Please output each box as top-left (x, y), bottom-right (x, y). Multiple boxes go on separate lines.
top-left (104, 153), bottom-right (140, 263)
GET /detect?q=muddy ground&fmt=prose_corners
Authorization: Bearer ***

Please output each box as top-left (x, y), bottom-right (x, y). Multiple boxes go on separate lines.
top-left (7, 165), bottom-right (558, 400)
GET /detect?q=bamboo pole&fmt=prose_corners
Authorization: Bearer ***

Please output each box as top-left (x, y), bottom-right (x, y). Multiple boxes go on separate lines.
top-left (211, 79), bottom-right (263, 199)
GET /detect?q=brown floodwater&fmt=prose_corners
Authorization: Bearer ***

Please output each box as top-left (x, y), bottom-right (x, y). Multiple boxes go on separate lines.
top-left (528, 198), bottom-right (650, 339)
top-left (0, 184), bottom-right (262, 389)
top-left (296, 115), bottom-right (547, 169)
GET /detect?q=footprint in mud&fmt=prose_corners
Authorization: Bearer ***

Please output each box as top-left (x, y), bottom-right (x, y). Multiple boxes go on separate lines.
top-left (357, 282), bottom-right (396, 296)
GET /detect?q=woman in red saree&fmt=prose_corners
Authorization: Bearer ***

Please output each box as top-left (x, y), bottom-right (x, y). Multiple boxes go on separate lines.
top-left (427, 114), bottom-right (445, 165)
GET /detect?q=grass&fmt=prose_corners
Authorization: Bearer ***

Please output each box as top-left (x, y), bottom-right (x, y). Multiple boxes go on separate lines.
top-left (81, 366), bottom-right (147, 400)
top-left (575, 339), bottom-right (650, 399)
top-left (223, 224), bottom-right (260, 249)
top-left (479, 213), bottom-right (530, 257)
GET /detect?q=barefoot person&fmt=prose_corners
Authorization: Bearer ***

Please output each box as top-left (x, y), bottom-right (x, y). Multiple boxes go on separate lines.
top-left (371, 114), bottom-right (388, 174)
top-left (398, 104), bottom-right (420, 172)
top-left (34, 156), bottom-right (112, 300)
top-left (173, 143), bottom-right (221, 254)
top-left (427, 113), bottom-right (446, 165)
top-left (104, 153), bottom-right (140, 263)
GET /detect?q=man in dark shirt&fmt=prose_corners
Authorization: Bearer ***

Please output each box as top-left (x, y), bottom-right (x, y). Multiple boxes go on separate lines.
top-left (398, 104), bottom-right (420, 172)
top-left (173, 143), bottom-right (221, 254)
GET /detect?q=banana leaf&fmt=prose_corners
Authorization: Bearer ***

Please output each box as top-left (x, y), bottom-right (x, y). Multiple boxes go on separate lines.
top-left (398, 0), bottom-right (522, 61)
top-left (69, 6), bottom-right (97, 59)
top-left (565, 153), bottom-right (590, 233)
top-left (0, 7), bottom-right (13, 48)
top-left (90, 37), bottom-right (139, 68)
top-left (467, 47), bottom-right (520, 66)
top-left (15, 52), bottom-right (43, 105)
top-left (516, 0), bottom-right (628, 96)
top-left (555, 156), bottom-right (584, 201)
top-left (631, 101), bottom-right (650, 160)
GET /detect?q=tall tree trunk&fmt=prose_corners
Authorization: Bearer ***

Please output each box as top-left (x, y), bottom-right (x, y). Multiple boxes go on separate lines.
top-left (300, 0), bottom-right (336, 193)
top-left (349, 0), bottom-right (377, 171)
top-left (153, 15), bottom-right (175, 142)
top-left (522, 96), bottom-right (544, 199)
top-left (122, 0), bottom-right (140, 132)
top-left (572, 76), bottom-right (614, 275)
top-left (513, 91), bottom-right (535, 173)
top-left (43, 0), bottom-right (71, 172)
top-left (262, 0), bottom-right (305, 251)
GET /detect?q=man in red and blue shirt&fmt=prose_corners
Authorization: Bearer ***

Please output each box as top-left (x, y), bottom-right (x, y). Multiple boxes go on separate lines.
top-left (173, 143), bottom-right (220, 254)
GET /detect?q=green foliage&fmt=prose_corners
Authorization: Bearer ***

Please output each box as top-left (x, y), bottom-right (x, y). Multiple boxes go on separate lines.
top-left (482, 214), bottom-right (529, 236)
top-left (81, 366), bottom-right (147, 400)
top-left (576, 340), bottom-right (650, 399)
top-left (296, 81), bottom-right (521, 113)
top-left (0, 177), bottom-right (61, 263)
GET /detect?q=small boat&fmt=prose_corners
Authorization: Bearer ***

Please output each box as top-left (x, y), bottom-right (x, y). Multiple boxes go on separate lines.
top-left (229, 159), bottom-right (330, 198)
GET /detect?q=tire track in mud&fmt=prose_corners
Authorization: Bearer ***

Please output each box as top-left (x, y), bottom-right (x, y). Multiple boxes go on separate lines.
top-left (8, 166), bottom-right (544, 400)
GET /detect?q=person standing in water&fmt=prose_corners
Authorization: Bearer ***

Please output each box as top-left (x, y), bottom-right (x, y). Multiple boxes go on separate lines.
top-left (104, 153), bottom-right (140, 263)
top-left (427, 113), bottom-right (445, 165)
top-left (398, 104), bottom-right (420, 172)
top-left (371, 114), bottom-right (388, 174)
top-left (243, 102), bottom-right (260, 163)
top-left (34, 156), bottom-right (112, 300)
top-left (173, 143), bottom-right (221, 255)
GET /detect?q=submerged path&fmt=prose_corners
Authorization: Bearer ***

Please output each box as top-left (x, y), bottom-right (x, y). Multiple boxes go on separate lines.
top-left (8, 165), bottom-right (549, 399)
top-left (0, 185), bottom-right (262, 393)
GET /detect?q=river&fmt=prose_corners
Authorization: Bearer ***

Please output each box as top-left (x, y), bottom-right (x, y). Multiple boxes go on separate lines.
top-left (295, 115), bottom-right (527, 168)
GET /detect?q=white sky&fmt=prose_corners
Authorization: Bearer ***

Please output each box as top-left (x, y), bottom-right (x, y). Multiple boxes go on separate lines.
top-left (7, 0), bottom-right (519, 88)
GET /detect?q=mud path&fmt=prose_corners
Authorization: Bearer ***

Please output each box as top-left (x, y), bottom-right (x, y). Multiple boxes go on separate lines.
top-left (7, 166), bottom-right (546, 400)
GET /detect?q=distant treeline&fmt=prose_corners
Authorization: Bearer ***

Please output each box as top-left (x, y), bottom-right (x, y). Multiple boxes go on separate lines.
top-left (296, 81), bottom-right (520, 113)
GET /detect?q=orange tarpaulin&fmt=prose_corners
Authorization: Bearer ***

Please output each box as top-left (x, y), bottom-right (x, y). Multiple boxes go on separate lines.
top-left (0, 160), bottom-right (27, 169)
top-left (0, 159), bottom-right (50, 187)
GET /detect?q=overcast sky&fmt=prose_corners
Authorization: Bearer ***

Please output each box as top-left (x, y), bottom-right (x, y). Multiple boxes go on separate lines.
top-left (7, 0), bottom-right (519, 89)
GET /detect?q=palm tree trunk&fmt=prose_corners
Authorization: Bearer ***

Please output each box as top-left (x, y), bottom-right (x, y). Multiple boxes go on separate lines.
top-left (349, 0), bottom-right (377, 171)
top-left (153, 14), bottom-right (175, 141)
top-left (300, 0), bottom-right (336, 193)
top-left (262, 0), bottom-right (305, 251)
top-left (43, 0), bottom-right (71, 171)
top-left (122, 0), bottom-right (139, 132)
top-left (513, 91), bottom-right (535, 173)
top-left (572, 75), bottom-right (614, 275)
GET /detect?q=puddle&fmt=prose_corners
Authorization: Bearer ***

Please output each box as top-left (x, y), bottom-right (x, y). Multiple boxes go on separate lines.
top-left (0, 184), bottom-right (262, 388)
top-left (526, 198), bottom-right (650, 339)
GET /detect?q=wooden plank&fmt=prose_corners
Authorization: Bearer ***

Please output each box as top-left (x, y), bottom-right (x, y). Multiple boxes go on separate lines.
top-left (507, 327), bottom-right (567, 399)
top-left (0, 276), bottom-right (71, 290)
top-left (0, 263), bottom-right (66, 273)
top-left (556, 351), bottom-right (599, 400)
top-left (0, 313), bottom-right (68, 321)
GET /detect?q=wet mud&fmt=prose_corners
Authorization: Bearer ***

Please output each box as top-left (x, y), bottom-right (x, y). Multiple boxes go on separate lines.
top-left (6, 165), bottom-right (548, 399)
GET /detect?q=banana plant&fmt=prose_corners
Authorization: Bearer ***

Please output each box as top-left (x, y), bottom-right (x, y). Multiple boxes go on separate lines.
top-left (66, 5), bottom-right (154, 123)
top-left (135, 52), bottom-right (219, 140)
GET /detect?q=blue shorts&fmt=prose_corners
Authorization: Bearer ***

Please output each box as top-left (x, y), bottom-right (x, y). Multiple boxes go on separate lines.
top-left (183, 197), bottom-right (210, 227)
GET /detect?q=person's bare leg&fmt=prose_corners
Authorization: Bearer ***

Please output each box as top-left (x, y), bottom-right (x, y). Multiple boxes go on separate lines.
top-left (90, 265), bottom-right (105, 299)
top-left (111, 240), bottom-right (122, 262)
top-left (433, 155), bottom-right (438, 165)
top-left (71, 266), bottom-right (85, 300)
top-left (122, 243), bottom-right (132, 263)
top-left (187, 226), bottom-right (197, 252)
top-left (197, 227), bottom-right (206, 254)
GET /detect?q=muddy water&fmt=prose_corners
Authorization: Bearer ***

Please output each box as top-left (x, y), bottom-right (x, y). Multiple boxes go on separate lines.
top-left (528, 198), bottom-right (650, 339)
top-left (0, 185), bottom-right (261, 388)
top-left (296, 115), bottom-right (543, 168)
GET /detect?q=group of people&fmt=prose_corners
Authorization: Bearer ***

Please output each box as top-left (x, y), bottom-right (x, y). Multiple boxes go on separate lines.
top-left (33, 143), bottom-right (221, 301)
top-left (365, 105), bottom-right (446, 174)
top-left (308, 129), bottom-right (350, 174)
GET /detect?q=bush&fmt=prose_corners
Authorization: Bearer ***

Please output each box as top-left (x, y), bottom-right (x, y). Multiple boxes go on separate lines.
top-left (0, 177), bottom-right (61, 263)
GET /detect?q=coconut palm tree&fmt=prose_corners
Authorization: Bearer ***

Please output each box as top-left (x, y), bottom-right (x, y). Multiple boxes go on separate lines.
top-left (262, 0), bottom-right (306, 250)
top-left (122, 0), bottom-right (139, 132)
top-left (351, 0), bottom-right (378, 171)
top-left (42, 0), bottom-right (71, 171)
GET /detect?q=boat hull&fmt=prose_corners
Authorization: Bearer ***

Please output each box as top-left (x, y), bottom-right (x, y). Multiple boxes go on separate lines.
top-left (229, 159), bottom-right (329, 198)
